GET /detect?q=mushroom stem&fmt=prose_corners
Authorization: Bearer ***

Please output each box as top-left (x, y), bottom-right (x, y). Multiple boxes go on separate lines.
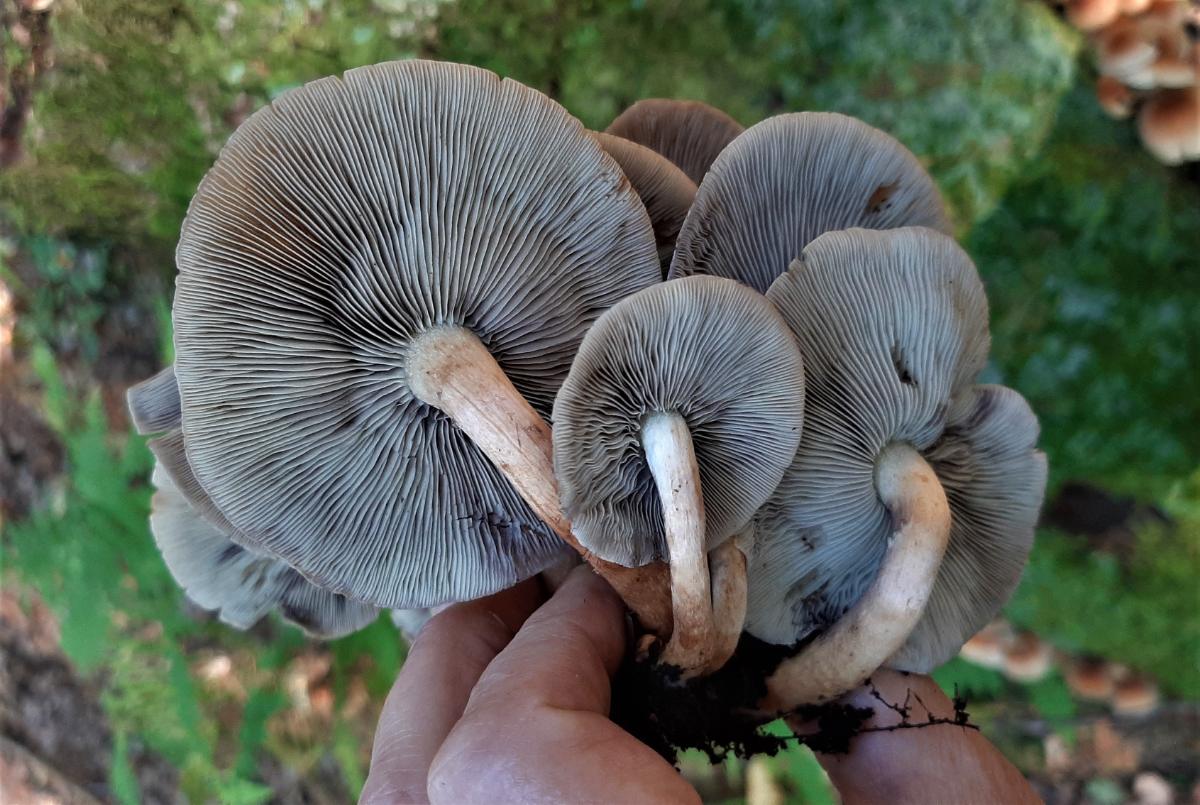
top-left (407, 325), bottom-right (673, 637)
top-left (705, 539), bottom-right (748, 676)
top-left (760, 443), bottom-right (951, 711)
top-left (642, 412), bottom-right (716, 675)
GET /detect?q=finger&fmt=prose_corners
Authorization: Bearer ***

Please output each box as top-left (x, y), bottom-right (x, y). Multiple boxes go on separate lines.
top-left (793, 671), bottom-right (1039, 805)
top-left (360, 579), bottom-right (544, 805)
top-left (429, 567), bottom-right (699, 805)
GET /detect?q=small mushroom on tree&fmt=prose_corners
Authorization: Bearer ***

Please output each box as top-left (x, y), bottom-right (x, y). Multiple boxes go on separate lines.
top-left (745, 227), bottom-right (1045, 711)
top-left (553, 275), bottom-right (805, 677)
top-left (161, 59), bottom-right (676, 633)
top-left (669, 112), bottom-right (951, 293)
top-left (605, 98), bottom-right (745, 185)
top-left (128, 367), bottom-right (378, 636)
top-left (592, 132), bottom-right (698, 274)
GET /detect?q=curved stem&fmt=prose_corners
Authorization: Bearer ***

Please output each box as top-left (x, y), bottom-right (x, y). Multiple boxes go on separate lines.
top-left (407, 326), bottom-right (673, 637)
top-left (704, 539), bottom-right (747, 676)
top-left (642, 412), bottom-right (714, 674)
top-left (760, 443), bottom-right (951, 711)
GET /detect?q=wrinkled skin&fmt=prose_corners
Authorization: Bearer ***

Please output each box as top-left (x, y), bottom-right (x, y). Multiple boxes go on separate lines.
top-left (361, 567), bottom-right (1036, 805)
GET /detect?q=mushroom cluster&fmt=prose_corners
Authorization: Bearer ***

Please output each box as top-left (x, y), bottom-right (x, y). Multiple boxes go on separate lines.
top-left (131, 58), bottom-right (1046, 747)
top-left (1060, 0), bottom-right (1200, 164)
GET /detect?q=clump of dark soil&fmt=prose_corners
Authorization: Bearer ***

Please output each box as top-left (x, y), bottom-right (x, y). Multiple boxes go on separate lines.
top-left (609, 631), bottom-right (874, 765)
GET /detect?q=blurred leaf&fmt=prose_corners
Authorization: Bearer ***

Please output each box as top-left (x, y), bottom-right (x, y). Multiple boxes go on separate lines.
top-left (933, 657), bottom-right (1006, 700)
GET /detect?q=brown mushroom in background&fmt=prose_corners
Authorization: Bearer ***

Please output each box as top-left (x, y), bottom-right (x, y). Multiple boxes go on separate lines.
top-left (1112, 671), bottom-right (1160, 716)
top-left (1002, 632), bottom-right (1054, 683)
top-left (127, 367), bottom-right (379, 636)
top-left (1095, 18), bottom-right (1157, 86)
top-left (1097, 75), bottom-right (1138, 118)
top-left (669, 112), bottom-right (950, 293)
top-left (1148, 36), bottom-right (1198, 87)
top-left (159, 59), bottom-right (676, 632)
top-left (554, 276), bottom-right (805, 677)
top-left (742, 227), bottom-right (1045, 710)
top-left (1137, 85), bottom-right (1200, 163)
top-left (959, 620), bottom-right (1015, 670)
top-left (592, 131), bottom-right (698, 274)
top-left (1065, 657), bottom-right (1117, 701)
top-left (606, 98), bottom-right (745, 185)
top-left (1067, 0), bottom-right (1122, 31)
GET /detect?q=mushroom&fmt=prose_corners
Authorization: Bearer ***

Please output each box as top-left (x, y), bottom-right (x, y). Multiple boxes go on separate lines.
top-left (605, 98), bottom-right (745, 185)
top-left (592, 131), bottom-right (698, 274)
top-left (1095, 19), bottom-right (1157, 84)
top-left (1065, 657), bottom-right (1117, 701)
top-left (1001, 632), bottom-right (1054, 683)
top-left (1137, 86), bottom-right (1200, 163)
top-left (744, 227), bottom-right (1045, 710)
top-left (669, 112), bottom-right (951, 293)
top-left (164, 60), bottom-right (674, 632)
top-left (1120, 0), bottom-right (1153, 13)
top-left (554, 275), bottom-right (805, 676)
top-left (1148, 35), bottom-right (1198, 87)
top-left (1112, 671), bottom-right (1160, 716)
top-left (128, 367), bottom-right (378, 636)
top-left (1096, 75), bottom-right (1136, 119)
top-left (958, 620), bottom-right (1015, 670)
top-left (1066, 0), bottom-right (1121, 31)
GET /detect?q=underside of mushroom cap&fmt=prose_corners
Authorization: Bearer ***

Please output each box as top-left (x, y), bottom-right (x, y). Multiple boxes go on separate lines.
top-left (890, 384), bottom-right (1047, 672)
top-left (129, 369), bottom-right (379, 637)
top-left (172, 60), bottom-right (659, 608)
top-left (593, 132), bottom-right (698, 273)
top-left (553, 275), bottom-right (805, 567)
top-left (746, 226), bottom-right (989, 645)
top-left (150, 465), bottom-right (379, 636)
top-left (605, 98), bottom-right (745, 185)
top-left (669, 112), bottom-right (951, 293)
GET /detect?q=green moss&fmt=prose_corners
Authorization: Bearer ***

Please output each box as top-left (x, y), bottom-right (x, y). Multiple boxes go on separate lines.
top-left (971, 86), bottom-right (1200, 498)
top-left (1007, 475), bottom-right (1200, 698)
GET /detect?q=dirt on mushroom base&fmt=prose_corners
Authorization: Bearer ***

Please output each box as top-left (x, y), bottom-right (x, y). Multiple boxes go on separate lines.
top-left (608, 632), bottom-right (887, 764)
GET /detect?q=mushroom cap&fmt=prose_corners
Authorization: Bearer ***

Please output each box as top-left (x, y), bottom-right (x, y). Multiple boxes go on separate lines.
top-left (1001, 632), bottom-right (1054, 683)
top-left (552, 275), bottom-right (805, 567)
top-left (128, 368), bottom-right (378, 637)
top-left (1095, 19), bottom-right (1157, 79)
top-left (745, 227), bottom-right (1045, 672)
top-left (1096, 75), bottom-right (1136, 119)
top-left (668, 112), bottom-right (951, 293)
top-left (1112, 673), bottom-right (1160, 716)
top-left (1138, 86), bottom-right (1200, 164)
top-left (171, 60), bottom-right (660, 608)
top-left (592, 132), bottom-right (698, 273)
top-left (1068, 0), bottom-right (1121, 31)
top-left (958, 619), bottom-right (1014, 670)
top-left (1066, 658), bottom-right (1117, 701)
top-left (605, 98), bottom-right (745, 185)
top-left (150, 464), bottom-right (378, 636)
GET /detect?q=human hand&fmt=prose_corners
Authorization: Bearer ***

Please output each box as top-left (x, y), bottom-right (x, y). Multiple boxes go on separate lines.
top-left (793, 669), bottom-right (1040, 805)
top-left (359, 565), bottom-right (701, 804)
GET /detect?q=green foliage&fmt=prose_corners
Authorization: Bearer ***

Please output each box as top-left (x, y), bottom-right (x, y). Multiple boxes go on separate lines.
top-left (972, 86), bottom-right (1200, 498)
top-left (4, 0), bottom-right (1076, 248)
top-left (1008, 496), bottom-right (1200, 698)
top-left (933, 657), bottom-right (1006, 700)
top-left (758, 721), bottom-right (837, 804)
top-left (3, 343), bottom-right (396, 797)
top-left (2, 0), bottom-right (439, 242)
top-left (435, 0), bottom-right (1077, 228)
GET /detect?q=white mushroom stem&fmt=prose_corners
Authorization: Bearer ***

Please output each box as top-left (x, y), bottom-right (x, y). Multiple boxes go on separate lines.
top-left (642, 412), bottom-right (715, 675)
top-left (406, 325), bottom-right (674, 637)
top-left (705, 539), bottom-right (748, 676)
top-left (760, 443), bottom-right (951, 711)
